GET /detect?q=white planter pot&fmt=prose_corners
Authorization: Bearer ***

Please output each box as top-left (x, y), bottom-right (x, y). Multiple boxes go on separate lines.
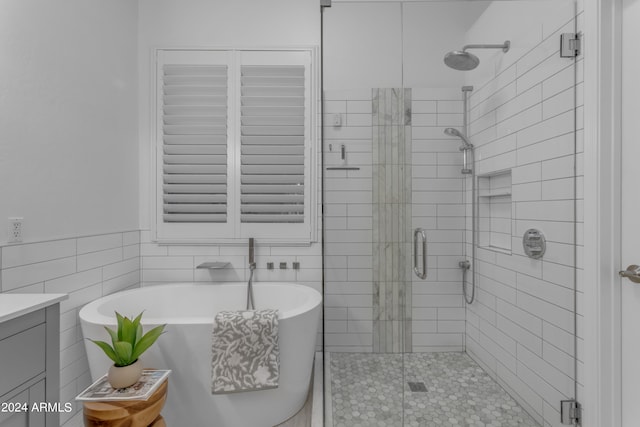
top-left (107, 359), bottom-right (143, 389)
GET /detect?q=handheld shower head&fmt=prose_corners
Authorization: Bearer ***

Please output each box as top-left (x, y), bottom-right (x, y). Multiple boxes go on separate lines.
top-left (445, 128), bottom-right (474, 175)
top-left (444, 128), bottom-right (473, 149)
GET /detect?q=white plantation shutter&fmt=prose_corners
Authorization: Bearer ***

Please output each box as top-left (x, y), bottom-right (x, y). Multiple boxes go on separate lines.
top-left (156, 50), bottom-right (234, 240)
top-left (163, 64), bottom-right (228, 223)
top-left (240, 64), bottom-right (306, 224)
top-left (155, 49), bottom-right (315, 242)
top-left (237, 51), bottom-right (312, 240)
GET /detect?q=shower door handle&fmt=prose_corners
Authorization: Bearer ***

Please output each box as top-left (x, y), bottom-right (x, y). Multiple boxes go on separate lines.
top-left (414, 228), bottom-right (427, 280)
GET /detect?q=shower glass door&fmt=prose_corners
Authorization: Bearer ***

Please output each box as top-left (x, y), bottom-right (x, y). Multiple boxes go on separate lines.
top-left (322, 1), bottom-right (580, 426)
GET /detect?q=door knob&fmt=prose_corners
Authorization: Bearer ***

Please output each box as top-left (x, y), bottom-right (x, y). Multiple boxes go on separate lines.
top-left (619, 265), bottom-right (640, 283)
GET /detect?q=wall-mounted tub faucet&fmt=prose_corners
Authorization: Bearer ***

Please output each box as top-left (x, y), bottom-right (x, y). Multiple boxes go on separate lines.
top-left (249, 237), bottom-right (256, 270)
top-left (196, 261), bottom-right (230, 269)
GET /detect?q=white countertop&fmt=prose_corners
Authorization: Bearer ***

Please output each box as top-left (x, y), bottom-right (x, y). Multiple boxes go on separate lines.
top-left (0, 293), bottom-right (68, 323)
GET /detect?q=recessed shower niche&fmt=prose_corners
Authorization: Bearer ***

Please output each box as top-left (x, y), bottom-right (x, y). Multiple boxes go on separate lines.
top-left (478, 170), bottom-right (512, 253)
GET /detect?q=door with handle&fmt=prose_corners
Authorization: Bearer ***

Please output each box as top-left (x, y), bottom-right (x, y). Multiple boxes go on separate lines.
top-left (621, 1), bottom-right (640, 423)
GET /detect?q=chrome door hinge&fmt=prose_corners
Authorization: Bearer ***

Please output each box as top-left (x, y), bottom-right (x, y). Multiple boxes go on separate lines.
top-left (561, 399), bottom-right (582, 425)
top-left (560, 33), bottom-right (582, 58)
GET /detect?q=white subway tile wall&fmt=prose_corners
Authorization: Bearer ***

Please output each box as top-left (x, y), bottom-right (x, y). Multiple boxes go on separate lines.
top-left (323, 87), bottom-right (467, 353)
top-left (411, 89), bottom-right (466, 353)
top-left (323, 89), bottom-right (375, 352)
top-left (464, 4), bottom-right (583, 427)
top-left (139, 232), bottom-right (322, 295)
top-left (0, 230), bottom-right (141, 424)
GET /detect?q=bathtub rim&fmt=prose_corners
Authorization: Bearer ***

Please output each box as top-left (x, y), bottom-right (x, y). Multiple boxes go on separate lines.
top-left (79, 282), bottom-right (322, 326)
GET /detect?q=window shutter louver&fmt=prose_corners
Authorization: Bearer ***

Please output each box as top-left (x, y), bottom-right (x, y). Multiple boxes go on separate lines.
top-left (155, 49), bottom-right (315, 243)
top-left (240, 65), bottom-right (306, 224)
top-left (162, 62), bottom-right (229, 224)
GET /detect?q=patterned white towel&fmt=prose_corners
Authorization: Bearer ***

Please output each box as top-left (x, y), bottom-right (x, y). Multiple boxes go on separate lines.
top-left (211, 309), bottom-right (280, 394)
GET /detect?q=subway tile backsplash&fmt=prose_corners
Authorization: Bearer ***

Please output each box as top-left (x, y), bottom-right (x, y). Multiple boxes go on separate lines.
top-left (0, 230), bottom-right (141, 424)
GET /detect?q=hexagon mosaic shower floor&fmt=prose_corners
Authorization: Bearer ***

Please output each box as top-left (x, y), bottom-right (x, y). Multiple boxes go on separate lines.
top-left (328, 352), bottom-right (540, 427)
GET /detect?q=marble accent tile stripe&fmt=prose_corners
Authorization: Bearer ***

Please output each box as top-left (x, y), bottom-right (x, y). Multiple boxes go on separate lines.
top-left (372, 88), bottom-right (412, 353)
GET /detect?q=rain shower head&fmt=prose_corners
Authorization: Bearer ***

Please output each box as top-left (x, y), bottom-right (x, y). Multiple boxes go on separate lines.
top-left (444, 40), bottom-right (510, 71)
top-left (444, 128), bottom-right (473, 149)
top-left (444, 51), bottom-right (480, 71)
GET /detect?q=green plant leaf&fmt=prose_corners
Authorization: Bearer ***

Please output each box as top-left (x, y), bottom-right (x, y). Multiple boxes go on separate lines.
top-left (121, 316), bottom-right (136, 345)
top-left (115, 312), bottom-right (125, 341)
top-left (132, 311), bottom-right (144, 348)
top-left (135, 323), bottom-right (143, 348)
top-left (104, 326), bottom-right (119, 347)
top-left (132, 312), bottom-right (144, 329)
top-left (89, 340), bottom-right (118, 364)
top-left (94, 312), bottom-right (163, 366)
top-left (131, 324), bottom-right (166, 362)
top-left (113, 341), bottom-right (133, 366)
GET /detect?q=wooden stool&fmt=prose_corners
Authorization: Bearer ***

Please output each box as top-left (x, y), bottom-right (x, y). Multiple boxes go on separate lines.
top-left (148, 416), bottom-right (166, 427)
top-left (83, 380), bottom-right (168, 427)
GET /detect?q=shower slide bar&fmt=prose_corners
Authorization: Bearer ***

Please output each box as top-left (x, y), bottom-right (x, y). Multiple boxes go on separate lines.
top-left (414, 228), bottom-right (427, 279)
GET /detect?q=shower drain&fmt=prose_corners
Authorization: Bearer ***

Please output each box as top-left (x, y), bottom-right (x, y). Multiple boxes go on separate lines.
top-left (407, 382), bottom-right (428, 392)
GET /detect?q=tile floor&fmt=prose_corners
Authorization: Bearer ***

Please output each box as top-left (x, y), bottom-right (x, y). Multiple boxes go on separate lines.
top-left (328, 352), bottom-right (540, 427)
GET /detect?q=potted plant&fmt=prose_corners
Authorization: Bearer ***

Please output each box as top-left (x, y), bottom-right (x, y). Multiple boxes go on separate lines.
top-left (90, 312), bottom-right (166, 389)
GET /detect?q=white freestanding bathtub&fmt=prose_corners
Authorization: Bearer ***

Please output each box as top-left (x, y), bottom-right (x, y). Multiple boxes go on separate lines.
top-left (79, 282), bottom-right (322, 427)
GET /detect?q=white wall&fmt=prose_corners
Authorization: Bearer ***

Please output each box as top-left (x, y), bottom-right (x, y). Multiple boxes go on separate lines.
top-left (403, 2), bottom-right (489, 88)
top-left (323, 3), bottom-right (403, 90)
top-left (0, 1), bottom-right (140, 423)
top-left (322, 2), bottom-right (488, 91)
top-left (0, 0), bottom-right (139, 244)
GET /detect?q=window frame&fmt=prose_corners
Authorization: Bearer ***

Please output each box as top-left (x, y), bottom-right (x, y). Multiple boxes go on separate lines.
top-left (151, 46), bottom-right (319, 245)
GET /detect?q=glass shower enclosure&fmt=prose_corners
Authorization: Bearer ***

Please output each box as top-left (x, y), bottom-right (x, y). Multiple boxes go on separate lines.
top-left (321, 1), bottom-right (581, 425)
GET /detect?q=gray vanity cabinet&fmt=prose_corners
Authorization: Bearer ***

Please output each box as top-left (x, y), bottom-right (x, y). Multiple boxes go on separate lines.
top-left (0, 381), bottom-right (45, 427)
top-left (0, 304), bottom-right (61, 427)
